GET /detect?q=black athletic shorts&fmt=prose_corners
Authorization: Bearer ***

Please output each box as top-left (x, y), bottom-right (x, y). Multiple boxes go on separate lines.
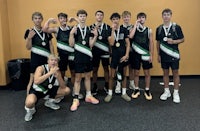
top-left (58, 52), bottom-right (69, 71)
top-left (75, 62), bottom-right (93, 73)
top-left (29, 85), bottom-right (59, 102)
top-left (92, 48), bottom-right (109, 68)
top-left (161, 60), bottom-right (179, 70)
top-left (131, 53), bottom-right (152, 70)
top-left (30, 54), bottom-right (48, 73)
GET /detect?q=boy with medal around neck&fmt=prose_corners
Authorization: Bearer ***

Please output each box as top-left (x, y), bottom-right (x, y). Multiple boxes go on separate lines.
top-left (156, 8), bottom-right (184, 103)
top-left (43, 13), bottom-right (84, 100)
top-left (104, 13), bottom-right (131, 103)
top-left (115, 11), bottom-right (136, 94)
top-left (24, 54), bottom-right (71, 122)
top-left (129, 12), bottom-right (154, 100)
top-left (90, 10), bottom-right (111, 95)
top-left (69, 9), bottom-right (99, 111)
top-left (24, 12), bottom-right (54, 95)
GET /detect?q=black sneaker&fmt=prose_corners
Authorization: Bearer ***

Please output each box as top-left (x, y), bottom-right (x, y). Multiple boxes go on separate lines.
top-left (131, 89), bottom-right (140, 99)
top-left (144, 90), bottom-right (152, 100)
top-left (92, 84), bottom-right (98, 95)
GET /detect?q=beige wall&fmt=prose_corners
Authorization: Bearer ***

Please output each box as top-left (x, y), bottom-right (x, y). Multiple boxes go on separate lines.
top-left (0, 0), bottom-right (200, 85)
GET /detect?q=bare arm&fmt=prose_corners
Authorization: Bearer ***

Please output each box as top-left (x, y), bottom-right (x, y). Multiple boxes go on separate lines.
top-left (108, 29), bottom-right (115, 46)
top-left (129, 20), bottom-right (140, 39)
top-left (149, 29), bottom-right (154, 63)
top-left (34, 66), bottom-right (59, 85)
top-left (167, 38), bottom-right (184, 45)
top-left (89, 27), bottom-right (98, 48)
top-left (26, 30), bottom-right (36, 50)
top-left (69, 26), bottom-right (77, 47)
top-left (156, 41), bottom-right (161, 63)
top-left (54, 71), bottom-right (65, 88)
top-left (43, 18), bottom-right (58, 34)
top-left (49, 40), bottom-right (54, 54)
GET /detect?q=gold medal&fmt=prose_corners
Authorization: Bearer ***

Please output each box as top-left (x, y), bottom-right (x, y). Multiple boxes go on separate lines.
top-left (116, 42), bottom-right (120, 47)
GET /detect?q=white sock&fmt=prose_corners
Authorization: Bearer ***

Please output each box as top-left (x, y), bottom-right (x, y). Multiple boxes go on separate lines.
top-left (135, 87), bottom-right (139, 90)
top-left (25, 106), bottom-right (35, 112)
top-left (86, 91), bottom-right (92, 97)
top-left (130, 80), bottom-right (134, 85)
top-left (145, 87), bottom-right (149, 90)
top-left (122, 88), bottom-right (126, 95)
top-left (108, 89), bottom-right (113, 96)
top-left (164, 88), bottom-right (170, 92)
top-left (174, 89), bottom-right (179, 94)
top-left (117, 81), bottom-right (121, 86)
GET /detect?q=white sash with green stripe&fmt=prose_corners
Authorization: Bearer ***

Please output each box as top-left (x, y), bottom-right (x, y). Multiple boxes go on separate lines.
top-left (74, 43), bottom-right (92, 58)
top-left (132, 42), bottom-right (150, 61)
top-left (31, 46), bottom-right (50, 58)
top-left (57, 41), bottom-right (74, 52)
top-left (33, 84), bottom-right (48, 94)
top-left (160, 43), bottom-right (180, 59)
top-left (94, 41), bottom-right (109, 52)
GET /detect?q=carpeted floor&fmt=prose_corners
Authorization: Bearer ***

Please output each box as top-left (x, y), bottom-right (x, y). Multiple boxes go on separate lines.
top-left (0, 77), bottom-right (199, 131)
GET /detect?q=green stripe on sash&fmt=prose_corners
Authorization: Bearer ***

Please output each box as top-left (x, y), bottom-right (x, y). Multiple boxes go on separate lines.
top-left (31, 46), bottom-right (50, 58)
top-left (160, 43), bottom-right (180, 59)
top-left (94, 41), bottom-right (109, 52)
top-left (74, 43), bottom-right (92, 58)
top-left (57, 41), bottom-right (74, 52)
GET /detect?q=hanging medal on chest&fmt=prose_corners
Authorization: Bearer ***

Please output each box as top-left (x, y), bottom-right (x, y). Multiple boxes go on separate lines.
top-left (48, 84), bottom-right (53, 89)
top-left (34, 26), bottom-right (46, 46)
top-left (114, 28), bottom-right (120, 47)
top-left (42, 41), bottom-right (46, 46)
top-left (97, 23), bottom-right (104, 40)
top-left (46, 65), bottom-right (55, 89)
top-left (78, 24), bottom-right (87, 45)
top-left (163, 23), bottom-right (172, 42)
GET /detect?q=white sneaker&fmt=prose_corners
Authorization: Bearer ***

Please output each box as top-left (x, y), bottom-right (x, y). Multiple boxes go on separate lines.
top-left (54, 96), bottom-right (64, 103)
top-left (173, 92), bottom-right (180, 103)
top-left (160, 90), bottom-right (171, 100)
top-left (115, 81), bottom-right (121, 94)
top-left (44, 99), bottom-right (60, 110)
top-left (24, 107), bottom-right (36, 122)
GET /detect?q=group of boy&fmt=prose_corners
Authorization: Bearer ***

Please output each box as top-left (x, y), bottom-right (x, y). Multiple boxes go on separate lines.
top-left (24, 8), bottom-right (184, 121)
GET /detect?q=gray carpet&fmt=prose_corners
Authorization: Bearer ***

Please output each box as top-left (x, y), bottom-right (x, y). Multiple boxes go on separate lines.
top-left (0, 77), bottom-right (200, 131)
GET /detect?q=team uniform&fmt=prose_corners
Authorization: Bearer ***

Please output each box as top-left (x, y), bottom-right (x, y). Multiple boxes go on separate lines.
top-left (29, 64), bottom-right (59, 101)
top-left (56, 26), bottom-right (75, 71)
top-left (131, 26), bottom-right (153, 70)
top-left (110, 25), bottom-right (129, 80)
top-left (73, 25), bottom-right (93, 73)
top-left (156, 22), bottom-right (184, 70)
top-left (24, 28), bottom-right (53, 73)
top-left (90, 23), bottom-right (111, 68)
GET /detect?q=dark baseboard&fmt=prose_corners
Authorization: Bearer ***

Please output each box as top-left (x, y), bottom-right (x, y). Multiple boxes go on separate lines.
top-left (0, 75), bottom-right (199, 90)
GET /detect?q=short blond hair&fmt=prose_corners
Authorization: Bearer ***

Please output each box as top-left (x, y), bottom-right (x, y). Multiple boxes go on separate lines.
top-left (122, 11), bottom-right (131, 17)
top-left (48, 54), bottom-right (60, 61)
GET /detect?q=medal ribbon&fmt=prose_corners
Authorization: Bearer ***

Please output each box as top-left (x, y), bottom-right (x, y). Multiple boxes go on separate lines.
top-left (78, 24), bottom-right (87, 40)
top-left (34, 26), bottom-right (45, 41)
top-left (163, 22), bottom-right (172, 36)
top-left (114, 28), bottom-right (120, 42)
